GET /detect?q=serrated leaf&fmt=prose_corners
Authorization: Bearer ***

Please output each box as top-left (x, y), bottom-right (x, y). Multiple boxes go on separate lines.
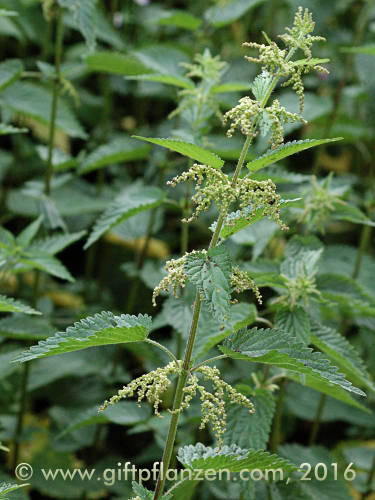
top-left (220, 328), bottom-right (366, 406)
top-left (86, 51), bottom-right (149, 75)
top-left (0, 123), bottom-right (27, 135)
top-left (133, 136), bottom-right (224, 169)
top-left (224, 388), bottom-right (276, 450)
top-left (178, 442), bottom-right (297, 474)
top-left (193, 302), bottom-right (257, 360)
top-left (246, 138), bottom-right (343, 173)
top-left (1, 82), bottom-right (87, 139)
top-left (215, 199), bottom-right (299, 240)
top-left (14, 311), bottom-right (152, 362)
top-left (0, 59), bottom-right (23, 91)
top-left (317, 273), bottom-right (375, 316)
top-left (85, 185), bottom-right (166, 248)
top-left (185, 247), bottom-right (232, 322)
top-left (275, 307), bottom-right (310, 344)
top-left (58, 0), bottom-right (97, 51)
top-left (310, 321), bottom-right (375, 393)
top-left (28, 231), bottom-right (86, 255)
top-left (0, 295), bottom-right (40, 315)
top-left (131, 481), bottom-right (171, 500)
top-left (20, 251), bottom-right (74, 282)
top-left (79, 137), bottom-right (151, 174)
top-left (16, 216), bottom-right (43, 247)
top-left (251, 70), bottom-right (273, 101)
top-left (127, 73), bottom-right (194, 89)
top-left (0, 483), bottom-right (28, 497)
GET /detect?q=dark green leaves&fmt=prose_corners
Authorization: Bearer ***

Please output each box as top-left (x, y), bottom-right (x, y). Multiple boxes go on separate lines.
top-left (0, 59), bottom-right (23, 91)
top-left (246, 138), bottom-right (343, 173)
top-left (178, 442), bottom-right (297, 474)
top-left (133, 136), bottom-right (224, 169)
top-left (85, 51), bottom-right (149, 75)
top-left (0, 295), bottom-right (40, 315)
top-left (185, 247), bottom-right (232, 322)
top-left (85, 185), bottom-right (166, 248)
top-left (221, 328), bottom-right (366, 408)
top-left (79, 137), bottom-right (151, 174)
top-left (14, 312), bottom-right (152, 362)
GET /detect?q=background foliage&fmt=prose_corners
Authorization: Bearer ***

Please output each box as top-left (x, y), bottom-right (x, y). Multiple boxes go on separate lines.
top-left (0, 0), bottom-right (375, 499)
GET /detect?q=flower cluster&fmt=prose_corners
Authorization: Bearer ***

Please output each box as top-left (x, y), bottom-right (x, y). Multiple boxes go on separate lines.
top-left (152, 254), bottom-right (187, 306)
top-left (171, 365), bottom-right (254, 448)
top-left (243, 7), bottom-right (328, 113)
top-left (99, 360), bottom-right (181, 416)
top-left (274, 269), bottom-right (321, 309)
top-left (167, 163), bottom-right (288, 229)
top-left (231, 266), bottom-right (262, 305)
top-left (100, 362), bottom-right (254, 449)
top-left (223, 96), bottom-right (306, 148)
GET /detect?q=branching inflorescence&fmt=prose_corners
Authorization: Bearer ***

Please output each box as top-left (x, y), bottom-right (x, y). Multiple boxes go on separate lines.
top-left (100, 361), bottom-right (254, 448)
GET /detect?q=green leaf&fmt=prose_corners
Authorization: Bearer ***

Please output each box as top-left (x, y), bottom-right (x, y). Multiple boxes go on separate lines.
top-left (79, 137), bottom-right (151, 174)
top-left (317, 273), bottom-right (375, 316)
top-left (0, 316), bottom-right (54, 340)
top-left (151, 10), bottom-right (202, 30)
top-left (20, 251), bottom-right (74, 282)
top-left (16, 216), bottom-right (43, 247)
top-left (211, 81), bottom-right (251, 93)
top-left (1, 82), bottom-right (87, 139)
top-left (224, 388), bottom-right (276, 450)
top-left (14, 311), bottom-right (152, 362)
top-left (36, 146), bottom-right (78, 171)
top-left (220, 328), bottom-right (366, 403)
top-left (85, 185), bottom-right (166, 248)
top-left (278, 445), bottom-right (352, 500)
top-left (57, 401), bottom-right (151, 437)
top-left (310, 321), bottom-right (375, 393)
top-left (341, 44), bottom-right (375, 55)
top-left (131, 482), bottom-right (171, 500)
top-left (0, 59), bottom-right (23, 91)
top-left (204, 0), bottom-right (267, 28)
top-left (0, 483), bottom-right (28, 498)
top-left (178, 443), bottom-right (297, 474)
top-left (126, 73), bottom-right (193, 89)
top-left (275, 307), bottom-right (311, 344)
top-left (246, 138), bottom-right (343, 174)
top-left (193, 302), bottom-right (257, 360)
top-left (0, 295), bottom-right (40, 315)
top-left (0, 123), bottom-right (27, 135)
top-left (185, 247), bottom-right (232, 322)
top-left (85, 51), bottom-right (149, 75)
top-left (29, 230), bottom-right (86, 255)
top-left (215, 199), bottom-right (299, 240)
top-left (132, 136), bottom-right (224, 169)
top-left (58, 0), bottom-right (97, 51)
top-left (331, 200), bottom-right (375, 227)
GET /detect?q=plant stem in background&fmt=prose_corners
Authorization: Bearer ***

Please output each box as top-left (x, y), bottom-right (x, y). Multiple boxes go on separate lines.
top-left (270, 378), bottom-right (286, 453)
top-left (45, 5), bottom-right (63, 196)
top-left (308, 393), bottom-right (326, 446)
top-left (11, 7), bottom-right (64, 469)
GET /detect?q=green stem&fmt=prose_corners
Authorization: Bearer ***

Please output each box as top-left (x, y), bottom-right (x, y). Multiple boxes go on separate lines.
top-left (146, 339), bottom-right (178, 364)
top-left (270, 378), bottom-right (286, 453)
top-left (192, 355), bottom-right (227, 373)
top-left (308, 393), bottom-right (326, 446)
top-left (152, 48), bottom-right (296, 497)
top-left (45, 6), bottom-right (63, 196)
top-left (153, 133), bottom-right (254, 500)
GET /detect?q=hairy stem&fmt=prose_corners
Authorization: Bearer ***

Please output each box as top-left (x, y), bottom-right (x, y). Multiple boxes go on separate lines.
top-left (45, 6), bottom-right (63, 196)
top-left (153, 133), bottom-right (253, 499)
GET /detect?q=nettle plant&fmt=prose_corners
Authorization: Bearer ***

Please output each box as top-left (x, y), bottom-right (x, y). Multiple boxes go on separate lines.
top-left (14, 8), bottom-right (371, 499)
